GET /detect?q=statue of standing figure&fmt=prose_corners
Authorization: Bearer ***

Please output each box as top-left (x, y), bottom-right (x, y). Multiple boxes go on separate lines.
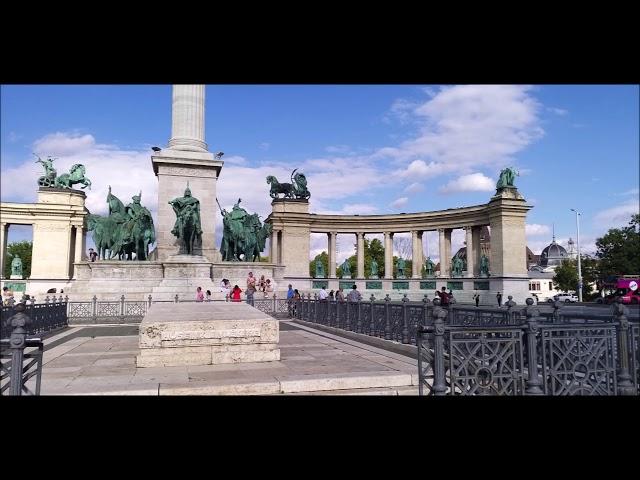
top-left (480, 254), bottom-right (490, 276)
top-left (396, 257), bottom-right (406, 279)
top-left (315, 259), bottom-right (325, 278)
top-left (169, 183), bottom-right (202, 255)
top-left (369, 258), bottom-right (379, 279)
top-left (340, 258), bottom-right (352, 278)
top-left (496, 167), bottom-right (519, 190)
top-left (424, 257), bottom-right (435, 277)
top-left (451, 256), bottom-right (464, 276)
top-left (11, 255), bottom-right (23, 278)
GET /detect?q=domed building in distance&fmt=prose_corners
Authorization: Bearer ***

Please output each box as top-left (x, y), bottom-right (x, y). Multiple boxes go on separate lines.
top-left (528, 233), bottom-right (575, 300)
top-left (530, 235), bottom-right (569, 273)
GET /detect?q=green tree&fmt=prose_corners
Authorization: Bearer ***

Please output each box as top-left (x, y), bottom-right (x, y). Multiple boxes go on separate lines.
top-left (309, 251), bottom-right (329, 277)
top-left (365, 238), bottom-right (385, 278)
top-left (553, 256), bottom-right (598, 296)
top-left (595, 214), bottom-right (640, 277)
top-left (4, 241), bottom-right (33, 278)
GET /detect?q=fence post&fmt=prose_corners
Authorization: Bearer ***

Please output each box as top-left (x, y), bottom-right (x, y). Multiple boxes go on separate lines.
top-left (368, 294), bottom-right (376, 335)
top-left (120, 295), bottom-right (125, 320)
top-left (431, 298), bottom-right (448, 396)
top-left (506, 296), bottom-right (517, 323)
top-left (401, 294), bottom-right (410, 344)
top-left (524, 298), bottom-right (543, 395)
top-left (417, 327), bottom-right (424, 396)
top-left (148, 295), bottom-right (152, 308)
top-left (273, 293), bottom-right (277, 315)
top-left (175, 294), bottom-right (179, 304)
top-left (384, 294), bottom-right (392, 340)
top-left (613, 299), bottom-right (635, 395)
top-left (92, 295), bottom-right (98, 323)
top-left (45, 296), bottom-right (50, 305)
top-left (8, 303), bottom-right (31, 396)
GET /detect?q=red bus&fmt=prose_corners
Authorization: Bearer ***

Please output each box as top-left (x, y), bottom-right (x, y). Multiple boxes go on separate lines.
top-left (598, 278), bottom-right (640, 304)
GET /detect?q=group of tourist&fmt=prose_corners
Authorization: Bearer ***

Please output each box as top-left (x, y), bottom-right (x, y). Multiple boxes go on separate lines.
top-left (195, 272), bottom-right (278, 304)
top-left (316, 285), bottom-right (363, 302)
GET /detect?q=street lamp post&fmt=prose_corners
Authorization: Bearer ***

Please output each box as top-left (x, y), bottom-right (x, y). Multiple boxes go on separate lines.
top-left (571, 209), bottom-right (583, 302)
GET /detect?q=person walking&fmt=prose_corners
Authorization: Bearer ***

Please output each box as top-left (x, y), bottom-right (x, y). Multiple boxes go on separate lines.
top-left (196, 286), bottom-right (204, 302)
top-left (205, 290), bottom-right (212, 302)
top-left (88, 248), bottom-right (98, 262)
top-left (496, 291), bottom-right (503, 307)
top-left (473, 292), bottom-right (480, 307)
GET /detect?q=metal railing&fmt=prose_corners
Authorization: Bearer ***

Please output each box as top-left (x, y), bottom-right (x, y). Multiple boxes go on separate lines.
top-left (0, 304), bottom-right (44, 396)
top-left (1, 296), bottom-right (68, 339)
top-left (416, 298), bottom-right (639, 396)
top-left (291, 293), bottom-right (638, 396)
top-left (67, 295), bottom-right (151, 324)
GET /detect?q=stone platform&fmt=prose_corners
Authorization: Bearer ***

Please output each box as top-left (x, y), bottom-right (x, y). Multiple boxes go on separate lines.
top-left (136, 302), bottom-right (280, 367)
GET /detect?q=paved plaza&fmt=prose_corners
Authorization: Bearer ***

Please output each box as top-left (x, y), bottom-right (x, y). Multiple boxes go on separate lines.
top-left (33, 321), bottom-right (420, 395)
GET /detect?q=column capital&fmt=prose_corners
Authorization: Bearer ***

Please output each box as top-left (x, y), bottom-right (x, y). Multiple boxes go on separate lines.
top-left (356, 232), bottom-right (365, 239)
top-left (437, 228), bottom-right (445, 234)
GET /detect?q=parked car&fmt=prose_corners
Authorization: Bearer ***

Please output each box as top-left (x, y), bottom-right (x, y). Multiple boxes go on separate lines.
top-left (554, 293), bottom-right (579, 303)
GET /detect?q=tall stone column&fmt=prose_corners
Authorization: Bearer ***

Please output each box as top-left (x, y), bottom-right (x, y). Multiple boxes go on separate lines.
top-left (464, 226), bottom-right (474, 278)
top-left (416, 231), bottom-right (424, 275)
top-left (356, 232), bottom-right (365, 278)
top-left (411, 230), bottom-right (421, 279)
top-left (328, 231), bottom-right (337, 278)
top-left (270, 230), bottom-right (279, 263)
top-left (438, 228), bottom-right (446, 277)
top-left (168, 85), bottom-right (207, 152)
top-left (444, 229), bottom-right (452, 276)
top-left (153, 85), bottom-right (223, 262)
top-left (72, 225), bottom-right (85, 278)
top-left (0, 223), bottom-right (7, 279)
top-left (472, 226), bottom-right (482, 276)
top-left (384, 232), bottom-right (394, 279)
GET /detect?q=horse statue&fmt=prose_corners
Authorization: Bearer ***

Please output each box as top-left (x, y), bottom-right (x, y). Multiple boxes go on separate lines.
top-left (496, 167), bottom-right (519, 190)
top-left (266, 169), bottom-right (311, 199)
top-left (55, 164), bottom-right (92, 190)
top-left (267, 175), bottom-right (295, 199)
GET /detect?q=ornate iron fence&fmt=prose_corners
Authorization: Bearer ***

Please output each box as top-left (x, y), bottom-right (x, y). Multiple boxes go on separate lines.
top-left (0, 304), bottom-right (44, 396)
top-left (1, 297), bottom-right (68, 338)
top-left (67, 295), bottom-right (152, 324)
top-left (416, 298), bottom-right (639, 396)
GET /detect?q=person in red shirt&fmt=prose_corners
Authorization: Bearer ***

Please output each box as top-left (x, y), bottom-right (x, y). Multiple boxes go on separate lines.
top-left (231, 285), bottom-right (242, 302)
top-left (436, 286), bottom-right (450, 306)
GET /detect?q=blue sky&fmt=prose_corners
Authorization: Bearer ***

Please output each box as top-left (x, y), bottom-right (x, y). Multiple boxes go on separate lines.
top-left (1, 84), bottom-right (638, 261)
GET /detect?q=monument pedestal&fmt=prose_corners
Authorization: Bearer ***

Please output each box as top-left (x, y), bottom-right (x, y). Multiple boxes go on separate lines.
top-left (137, 302), bottom-right (280, 367)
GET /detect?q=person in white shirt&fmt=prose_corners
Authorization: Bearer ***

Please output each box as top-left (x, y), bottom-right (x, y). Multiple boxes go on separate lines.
top-left (318, 286), bottom-right (329, 300)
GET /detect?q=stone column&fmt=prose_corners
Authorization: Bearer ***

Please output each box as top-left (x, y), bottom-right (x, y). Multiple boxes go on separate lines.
top-left (168, 85), bottom-right (208, 152)
top-left (416, 231), bottom-right (424, 274)
top-left (328, 232), bottom-right (337, 278)
top-left (438, 228), bottom-right (447, 277)
top-left (411, 230), bottom-right (421, 279)
top-left (153, 85), bottom-right (223, 262)
top-left (384, 232), bottom-right (394, 279)
top-left (270, 230), bottom-right (279, 263)
top-left (0, 223), bottom-right (7, 279)
top-left (472, 226), bottom-right (482, 276)
top-left (444, 229), bottom-right (452, 276)
top-left (465, 226), bottom-right (474, 278)
top-left (356, 232), bottom-right (365, 278)
top-left (72, 225), bottom-right (85, 278)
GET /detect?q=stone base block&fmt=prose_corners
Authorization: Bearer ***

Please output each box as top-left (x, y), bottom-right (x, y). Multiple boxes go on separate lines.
top-left (137, 302), bottom-right (280, 367)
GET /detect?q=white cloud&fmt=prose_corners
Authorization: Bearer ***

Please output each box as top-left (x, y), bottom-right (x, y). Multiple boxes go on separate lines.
top-left (396, 159), bottom-right (445, 179)
top-left (525, 224), bottom-right (551, 236)
top-left (547, 107), bottom-right (568, 116)
top-left (404, 182), bottom-right (425, 194)
top-left (382, 85), bottom-right (544, 175)
top-left (593, 200), bottom-right (639, 230)
top-left (616, 188), bottom-right (639, 197)
top-left (389, 197), bottom-right (408, 209)
top-left (438, 173), bottom-right (494, 194)
top-left (222, 155), bottom-right (247, 165)
top-left (325, 145), bottom-right (351, 154)
top-left (385, 98), bottom-right (421, 124)
top-left (259, 142), bottom-right (270, 151)
top-left (33, 132), bottom-right (96, 156)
